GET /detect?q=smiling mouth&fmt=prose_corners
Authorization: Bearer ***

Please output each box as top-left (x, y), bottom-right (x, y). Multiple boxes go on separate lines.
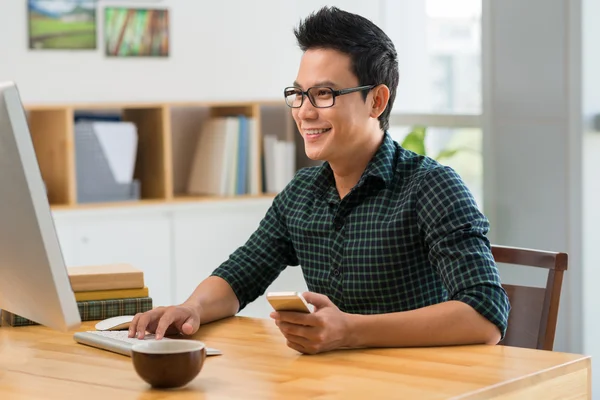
top-left (304, 128), bottom-right (331, 136)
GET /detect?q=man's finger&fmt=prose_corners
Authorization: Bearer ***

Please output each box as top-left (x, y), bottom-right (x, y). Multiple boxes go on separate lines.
top-left (286, 339), bottom-right (307, 354)
top-left (278, 320), bottom-right (317, 339)
top-left (155, 312), bottom-right (176, 340)
top-left (282, 331), bottom-right (312, 347)
top-left (128, 313), bottom-right (142, 338)
top-left (180, 315), bottom-right (198, 335)
top-left (135, 313), bottom-right (154, 339)
top-left (276, 311), bottom-right (318, 326)
top-left (302, 292), bottom-right (332, 309)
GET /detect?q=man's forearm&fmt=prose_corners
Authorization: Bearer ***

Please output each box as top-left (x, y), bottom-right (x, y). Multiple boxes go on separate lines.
top-left (345, 301), bottom-right (501, 348)
top-left (183, 276), bottom-right (239, 324)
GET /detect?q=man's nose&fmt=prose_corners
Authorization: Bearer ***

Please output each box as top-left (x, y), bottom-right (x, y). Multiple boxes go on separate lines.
top-left (297, 97), bottom-right (318, 120)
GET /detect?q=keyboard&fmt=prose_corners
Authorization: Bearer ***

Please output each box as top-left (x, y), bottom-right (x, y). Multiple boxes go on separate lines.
top-left (73, 330), bottom-right (222, 357)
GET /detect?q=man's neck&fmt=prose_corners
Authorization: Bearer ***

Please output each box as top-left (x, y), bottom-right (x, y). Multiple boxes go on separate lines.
top-left (330, 131), bottom-right (384, 199)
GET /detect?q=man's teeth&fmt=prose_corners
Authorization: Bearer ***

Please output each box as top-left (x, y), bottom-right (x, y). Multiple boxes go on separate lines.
top-left (305, 128), bottom-right (330, 135)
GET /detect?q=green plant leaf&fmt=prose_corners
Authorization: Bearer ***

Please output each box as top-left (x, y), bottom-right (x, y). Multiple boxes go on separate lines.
top-left (435, 146), bottom-right (479, 161)
top-left (401, 126), bottom-right (427, 156)
top-left (435, 148), bottom-right (461, 161)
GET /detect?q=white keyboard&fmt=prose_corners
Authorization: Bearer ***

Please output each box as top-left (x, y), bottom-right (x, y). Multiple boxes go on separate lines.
top-left (73, 330), bottom-right (222, 357)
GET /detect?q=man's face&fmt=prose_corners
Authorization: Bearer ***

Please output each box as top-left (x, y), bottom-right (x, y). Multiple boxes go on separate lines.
top-left (291, 48), bottom-right (374, 164)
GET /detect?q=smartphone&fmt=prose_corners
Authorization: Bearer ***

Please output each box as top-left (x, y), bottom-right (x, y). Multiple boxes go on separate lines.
top-left (267, 291), bottom-right (311, 313)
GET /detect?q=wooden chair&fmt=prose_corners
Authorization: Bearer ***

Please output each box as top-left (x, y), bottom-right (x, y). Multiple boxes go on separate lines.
top-left (491, 244), bottom-right (568, 351)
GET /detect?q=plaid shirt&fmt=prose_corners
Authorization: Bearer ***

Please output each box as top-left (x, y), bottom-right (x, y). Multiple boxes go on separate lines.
top-left (212, 132), bottom-right (510, 337)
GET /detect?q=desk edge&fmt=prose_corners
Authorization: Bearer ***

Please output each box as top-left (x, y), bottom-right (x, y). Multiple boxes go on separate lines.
top-left (452, 355), bottom-right (591, 400)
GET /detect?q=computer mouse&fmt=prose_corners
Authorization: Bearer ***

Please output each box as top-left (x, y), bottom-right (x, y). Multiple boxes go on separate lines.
top-left (95, 315), bottom-right (135, 331)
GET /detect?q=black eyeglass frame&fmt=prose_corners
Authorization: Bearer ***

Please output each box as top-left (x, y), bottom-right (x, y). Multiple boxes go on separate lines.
top-left (283, 84), bottom-right (377, 108)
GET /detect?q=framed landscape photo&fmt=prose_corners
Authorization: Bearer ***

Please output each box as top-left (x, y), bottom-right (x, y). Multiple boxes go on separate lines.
top-left (104, 7), bottom-right (170, 57)
top-left (28, 0), bottom-right (97, 50)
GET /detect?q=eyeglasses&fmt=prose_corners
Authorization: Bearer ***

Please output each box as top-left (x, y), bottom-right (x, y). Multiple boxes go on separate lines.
top-left (283, 85), bottom-right (376, 108)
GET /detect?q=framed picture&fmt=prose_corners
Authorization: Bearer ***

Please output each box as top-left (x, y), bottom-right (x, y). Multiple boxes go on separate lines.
top-left (104, 7), bottom-right (169, 57)
top-left (28, 0), bottom-right (97, 50)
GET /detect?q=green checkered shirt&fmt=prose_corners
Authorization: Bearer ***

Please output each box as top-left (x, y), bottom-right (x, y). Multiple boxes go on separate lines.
top-left (212, 132), bottom-right (510, 337)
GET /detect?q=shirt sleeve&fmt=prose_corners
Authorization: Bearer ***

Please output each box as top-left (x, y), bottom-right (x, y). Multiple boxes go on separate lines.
top-left (416, 165), bottom-right (510, 339)
top-left (210, 189), bottom-right (299, 311)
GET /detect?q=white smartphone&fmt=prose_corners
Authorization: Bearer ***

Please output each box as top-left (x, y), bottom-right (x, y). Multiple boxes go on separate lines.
top-left (266, 291), bottom-right (312, 313)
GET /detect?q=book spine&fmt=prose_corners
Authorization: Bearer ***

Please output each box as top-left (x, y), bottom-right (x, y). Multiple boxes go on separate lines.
top-left (69, 271), bottom-right (145, 292)
top-left (3, 297), bottom-right (153, 327)
top-left (74, 287), bottom-right (149, 302)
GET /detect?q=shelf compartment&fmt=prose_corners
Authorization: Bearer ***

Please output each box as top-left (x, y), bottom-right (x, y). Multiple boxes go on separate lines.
top-left (122, 106), bottom-right (173, 201)
top-left (28, 108), bottom-right (76, 206)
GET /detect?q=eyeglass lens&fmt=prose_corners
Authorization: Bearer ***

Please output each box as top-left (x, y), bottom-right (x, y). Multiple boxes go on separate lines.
top-left (285, 87), bottom-right (334, 108)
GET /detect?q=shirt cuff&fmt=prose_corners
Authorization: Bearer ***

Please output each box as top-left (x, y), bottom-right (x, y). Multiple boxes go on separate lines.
top-left (452, 285), bottom-right (510, 340)
top-left (210, 267), bottom-right (248, 311)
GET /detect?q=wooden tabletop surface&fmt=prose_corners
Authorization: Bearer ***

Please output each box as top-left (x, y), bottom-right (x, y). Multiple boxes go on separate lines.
top-left (0, 316), bottom-right (591, 399)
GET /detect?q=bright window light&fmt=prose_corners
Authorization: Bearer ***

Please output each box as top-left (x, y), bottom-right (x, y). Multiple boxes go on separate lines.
top-left (425, 0), bottom-right (481, 19)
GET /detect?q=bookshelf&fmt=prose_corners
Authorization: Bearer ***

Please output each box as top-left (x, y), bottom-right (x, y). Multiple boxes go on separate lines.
top-left (24, 100), bottom-right (305, 210)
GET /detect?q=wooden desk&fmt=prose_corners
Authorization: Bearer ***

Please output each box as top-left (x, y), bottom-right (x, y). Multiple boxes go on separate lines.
top-left (0, 316), bottom-right (591, 399)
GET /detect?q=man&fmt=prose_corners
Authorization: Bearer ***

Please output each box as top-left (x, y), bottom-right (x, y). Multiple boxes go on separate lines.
top-left (129, 6), bottom-right (510, 355)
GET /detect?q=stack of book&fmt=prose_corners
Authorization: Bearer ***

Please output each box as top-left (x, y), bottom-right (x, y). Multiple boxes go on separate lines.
top-left (2, 264), bottom-right (153, 327)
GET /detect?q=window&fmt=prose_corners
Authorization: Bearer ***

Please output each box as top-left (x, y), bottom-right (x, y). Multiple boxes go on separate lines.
top-left (384, 0), bottom-right (482, 114)
top-left (383, 0), bottom-right (483, 207)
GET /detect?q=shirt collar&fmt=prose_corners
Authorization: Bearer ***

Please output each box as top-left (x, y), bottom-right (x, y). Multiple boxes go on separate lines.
top-left (313, 131), bottom-right (396, 197)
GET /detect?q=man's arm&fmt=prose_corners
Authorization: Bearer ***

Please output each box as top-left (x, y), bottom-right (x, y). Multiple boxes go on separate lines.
top-left (414, 165), bottom-right (510, 340)
top-left (345, 300), bottom-right (500, 348)
top-left (272, 293), bottom-right (499, 354)
top-left (341, 167), bottom-right (508, 349)
top-left (181, 275), bottom-right (240, 325)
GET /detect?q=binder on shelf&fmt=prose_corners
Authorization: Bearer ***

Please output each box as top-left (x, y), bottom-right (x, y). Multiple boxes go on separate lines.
top-left (74, 120), bottom-right (140, 203)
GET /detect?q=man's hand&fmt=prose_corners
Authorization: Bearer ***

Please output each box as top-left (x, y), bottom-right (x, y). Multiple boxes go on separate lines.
top-left (128, 304), bottom-right (201, 340)
top-left (270, 292), bottom-right (350, 354)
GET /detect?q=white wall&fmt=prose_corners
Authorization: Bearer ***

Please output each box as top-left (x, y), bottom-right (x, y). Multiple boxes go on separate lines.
top-left (583, 0), bottom-right (600, 395)
top-left (0, 0), bottom-right (380, 104)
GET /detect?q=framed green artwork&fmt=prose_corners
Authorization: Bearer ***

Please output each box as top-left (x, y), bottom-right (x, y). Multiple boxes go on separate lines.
top-left (104, 7), bottom-right (170, 57)
top-left (28, 0), bottom-right (97, 50)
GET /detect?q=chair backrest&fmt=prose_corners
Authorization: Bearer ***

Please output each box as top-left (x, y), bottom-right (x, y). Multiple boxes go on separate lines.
top-left (491, 245), bottom-right (568, 351)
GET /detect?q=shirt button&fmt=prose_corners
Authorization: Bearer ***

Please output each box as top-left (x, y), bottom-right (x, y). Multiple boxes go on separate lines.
top-left (333, 269), bottom-right (340, 276)
top-left (334, 219), bottom-right (344, 231)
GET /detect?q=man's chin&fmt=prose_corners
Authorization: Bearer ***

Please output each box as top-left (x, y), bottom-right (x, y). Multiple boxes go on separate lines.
top-left (304, 150), bottom-right (326, 162)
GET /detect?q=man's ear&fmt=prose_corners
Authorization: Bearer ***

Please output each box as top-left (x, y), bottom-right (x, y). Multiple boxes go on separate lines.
top-left (370, 84), bottom-right (390, 119)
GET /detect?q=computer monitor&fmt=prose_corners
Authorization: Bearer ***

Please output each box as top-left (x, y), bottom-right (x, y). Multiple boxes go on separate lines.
top-left (0, 81), bottom-right (81, 331)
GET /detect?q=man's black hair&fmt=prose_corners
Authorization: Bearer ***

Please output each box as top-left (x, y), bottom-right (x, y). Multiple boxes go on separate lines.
top-left (294, 6), bottom-right (399, 131)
